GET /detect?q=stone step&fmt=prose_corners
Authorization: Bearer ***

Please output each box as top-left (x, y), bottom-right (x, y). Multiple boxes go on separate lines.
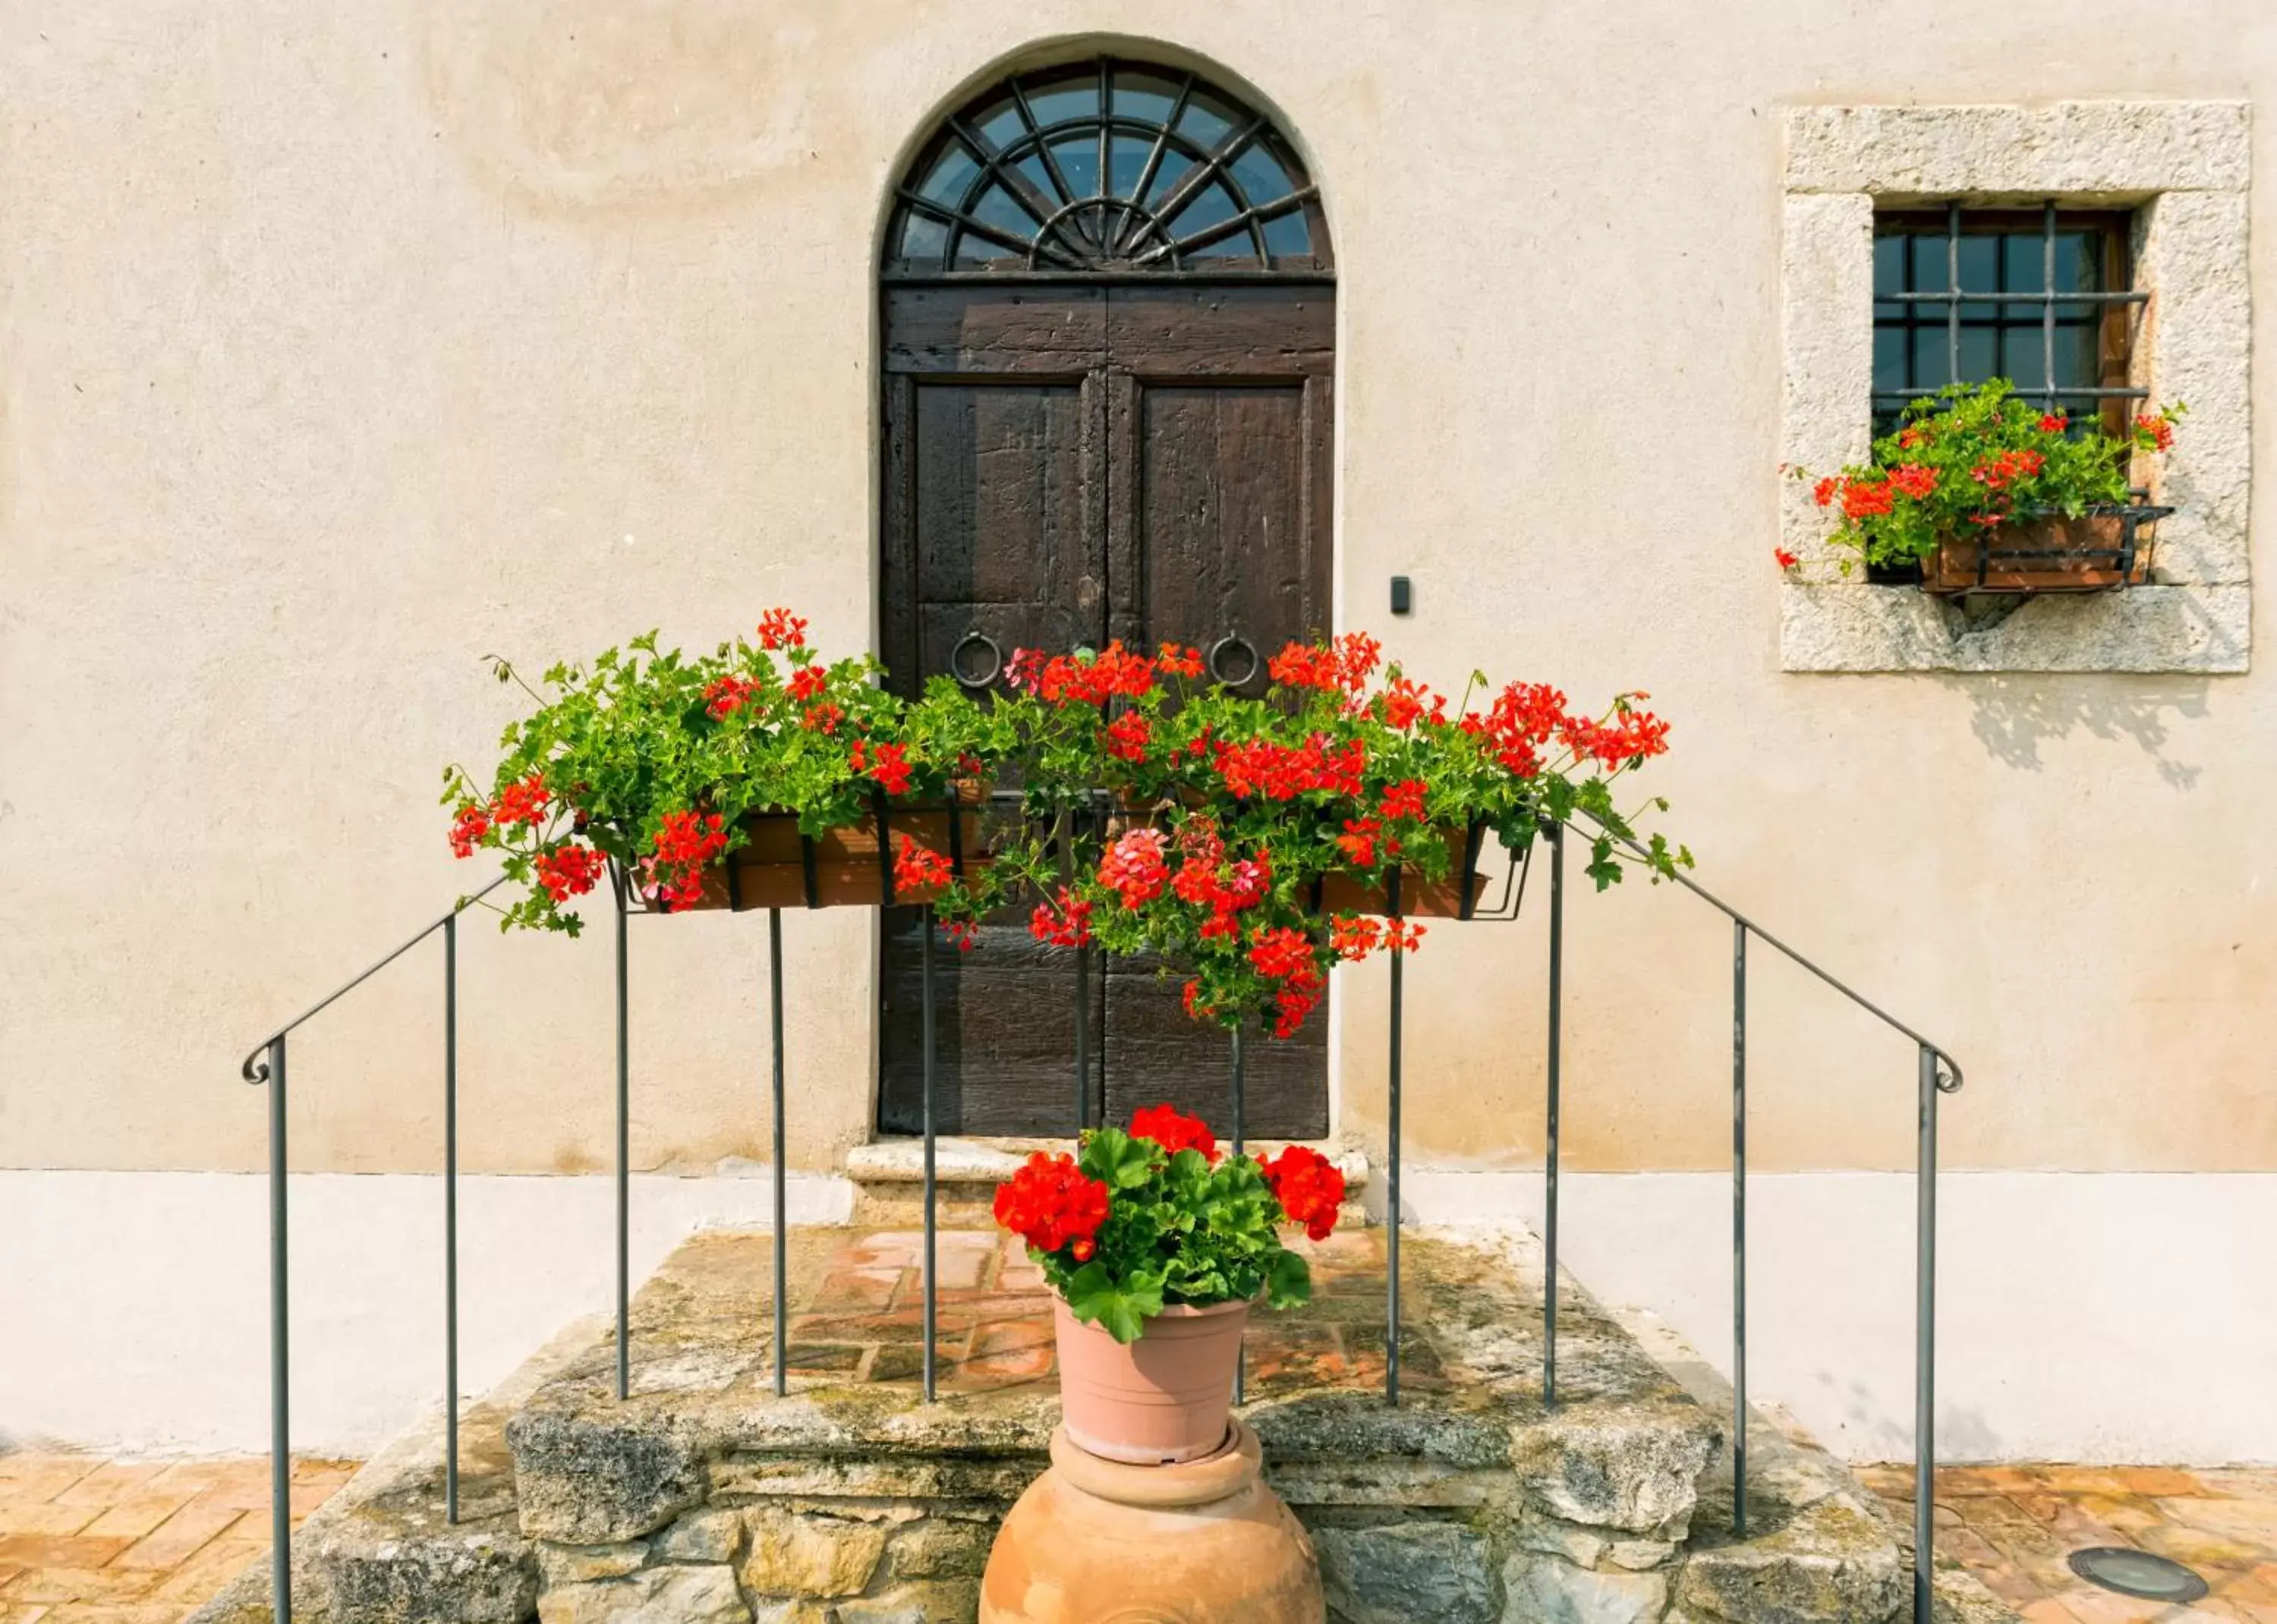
top-left (189, 1220), bottom-right (1960, 1624)
top-left (846, 1135), bottom-right (1372, 1228)
top-left (187, 1311), bottom-right (608, 1624)
top-left (1611, 1305), bottom-right (2019, 1624)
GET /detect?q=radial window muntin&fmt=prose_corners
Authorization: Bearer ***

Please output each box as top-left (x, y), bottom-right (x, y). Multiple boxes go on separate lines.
top-left (887, 58), bottom-right (1329, 276)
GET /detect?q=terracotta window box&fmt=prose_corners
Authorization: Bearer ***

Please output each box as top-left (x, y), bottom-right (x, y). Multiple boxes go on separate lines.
top-left (1920, 504), bottom-right (2172, 596)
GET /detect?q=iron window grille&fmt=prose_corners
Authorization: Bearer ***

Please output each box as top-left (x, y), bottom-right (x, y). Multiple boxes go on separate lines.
top-left (1872, 200), bottom-right (2145, 436)
top-left (884, 58), bottom-right (1330, 279)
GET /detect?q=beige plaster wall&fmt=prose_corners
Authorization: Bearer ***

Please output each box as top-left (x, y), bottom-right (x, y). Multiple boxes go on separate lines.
top-left (2, 0), bottom-right (2270, 1181)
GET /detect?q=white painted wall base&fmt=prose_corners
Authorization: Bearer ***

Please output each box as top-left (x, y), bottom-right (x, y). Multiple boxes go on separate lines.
top-left (1398, 1169), bottom-right (2277, 1465)
top-left (0, 1169), bottom-right (849, 1457)
top-left (4, 1169), bottom-right (2269, 1464)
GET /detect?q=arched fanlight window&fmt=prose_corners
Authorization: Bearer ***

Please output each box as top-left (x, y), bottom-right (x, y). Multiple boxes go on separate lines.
top-left (886, 57), bottom-right (1329, 276)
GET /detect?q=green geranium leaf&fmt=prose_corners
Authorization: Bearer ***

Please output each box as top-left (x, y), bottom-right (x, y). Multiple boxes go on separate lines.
top-left (1079, 1127), bottom-right (1159, 1191)
top-left (1264, 1248), bottom-right (1312, 1311)
top-left (1066, 1260), bottom-right (1165, 1344)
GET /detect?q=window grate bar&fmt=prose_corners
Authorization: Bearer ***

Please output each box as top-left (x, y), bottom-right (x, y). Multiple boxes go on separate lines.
top-left (2043, 200), bottom-right (2060, 416)
top-left (1878, 385), bottom-right (2147, 399)
top-left (1882, 289), bottom-right (2145, 304)
top-left (1946, 200), bottom-right (1961, 389)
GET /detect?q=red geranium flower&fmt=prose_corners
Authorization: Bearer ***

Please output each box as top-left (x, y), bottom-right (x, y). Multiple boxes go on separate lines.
top-left (494, 773), bottom-right (550, 828)
top-left (448, 801), bottom-right (491, 858)
top-left (1257, 1145), bottom-right (1346, 1242)
top-left (1098, 827), bottom-right (1170, 908)
top-left (757, 609), bottom-right (808, 650)
top-left (991, 1151), bottom-right (1110, 1254)
top-left (892, 836), bottom-right (955, 899)
top-left (1129, 1103), bottom-right (1220, 1163)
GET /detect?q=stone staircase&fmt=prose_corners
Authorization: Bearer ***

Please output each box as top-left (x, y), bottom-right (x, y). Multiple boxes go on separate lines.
top-left (189, 1222), bottom-right (2012, 1624)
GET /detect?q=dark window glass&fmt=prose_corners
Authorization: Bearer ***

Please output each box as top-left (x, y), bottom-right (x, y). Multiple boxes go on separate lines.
top-left (1872, 204), bottom-right (2137, 438)
top-left (885, 57), bottom-right (1327, 275)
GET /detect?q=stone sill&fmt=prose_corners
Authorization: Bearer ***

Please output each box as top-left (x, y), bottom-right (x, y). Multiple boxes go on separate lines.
top-left (1779, 581), bottom-right (2250, 673)
top-left (849, 1134), bottom-right (1371, 1190)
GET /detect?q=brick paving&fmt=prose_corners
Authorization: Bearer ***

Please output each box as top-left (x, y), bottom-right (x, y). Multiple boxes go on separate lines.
top-left (1860, 1463), bottom-right (2277, 1622)
top-left (0, 1452), bottom-right (352, 1624)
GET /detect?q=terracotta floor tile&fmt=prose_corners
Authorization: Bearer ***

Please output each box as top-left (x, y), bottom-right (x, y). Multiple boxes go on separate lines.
top-left (41, 1471), bottom-right (165, 1514)
top-left (0, 1465), bottom-right (96, 1507)
top-left (0, 1511), bottom-right (96, 1543)
top-left (2049, 1585), bottom-right (2172, 1622)
top-left (2162, 1499), bottom-right (2277, 1545)
top-left (0, 1544), bottom-right (132, 1576)
top-left (108, 1504), bottom-right (244, 1572)
top-left (0, 1567), bottom-right (156, 1606)
top-left (146, 1538), bottom-right (264, 1604)
top-left (69, 1500), bottom-right (191, 1546)
top-left (2113, 1467), bottom-right (2207, 1497)
top-left (39, 1604), bottom-right (194, 1624)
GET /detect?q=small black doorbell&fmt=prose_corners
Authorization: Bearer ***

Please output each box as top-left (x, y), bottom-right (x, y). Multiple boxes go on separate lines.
top-left (1390, 575), bottom-right (1412, 615)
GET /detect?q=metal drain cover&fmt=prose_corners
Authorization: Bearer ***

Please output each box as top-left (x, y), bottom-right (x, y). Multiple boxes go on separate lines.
top-left (2067, 1546), bottom-right (2209, 1602)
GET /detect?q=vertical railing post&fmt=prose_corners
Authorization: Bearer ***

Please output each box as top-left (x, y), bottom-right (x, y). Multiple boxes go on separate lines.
top-left (1731, 919), bottom-right (1747, 1536)
top-left (1544, 821), bottom-right (1564, 1409)
top-left (769, 908), bottom-right (787, 1399)
top-left (1231, 1022), bottom-right (1246, 1406)
top-left (266, 1034), bottom-right (291, 1624)
top-left (614, 875), bottom-right (629, 1401)
top-left (921, 905), bottom-right (939, 1403)
top-left (1915, 1044), bottom-right (1940, 1622)
top-left (443, 915), bottom-right (460, 1525)
top-left (1385, 869), bottom-right (1403, 1408)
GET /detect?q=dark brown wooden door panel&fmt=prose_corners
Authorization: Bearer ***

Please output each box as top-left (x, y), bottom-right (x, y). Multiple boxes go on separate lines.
top-left (880, 912), bottom-right (1104, 1137)
top-left (1131, 383), bottom-right (1324, 681)
top-left (879, 282), bottom-right (1334, 1140)
top-left (1100, 957), bottom-right (1328, 1138)
top-left (883, 285), bottom-right (1108, 376)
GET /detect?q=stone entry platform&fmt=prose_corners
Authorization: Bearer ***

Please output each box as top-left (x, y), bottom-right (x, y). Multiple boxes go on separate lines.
top-left (191, 1225), bottom-right (2011, 1624)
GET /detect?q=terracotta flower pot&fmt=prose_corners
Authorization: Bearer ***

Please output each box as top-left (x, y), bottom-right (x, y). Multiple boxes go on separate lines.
top-left (1053, 1295), bottom-right (1248, 1465)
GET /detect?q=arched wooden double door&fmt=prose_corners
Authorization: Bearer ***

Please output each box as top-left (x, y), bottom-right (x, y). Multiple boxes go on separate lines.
top-left (876, 58), bottom-right (1334, 1138)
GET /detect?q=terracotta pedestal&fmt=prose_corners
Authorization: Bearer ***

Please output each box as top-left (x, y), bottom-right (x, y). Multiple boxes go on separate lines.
top-left (979, 1419), bottom-right (1325, 1624)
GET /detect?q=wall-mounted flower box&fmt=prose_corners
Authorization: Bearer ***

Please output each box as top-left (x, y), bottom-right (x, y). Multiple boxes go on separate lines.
top-left (641, 787), bottom-right (999, 913)
top-left (446, 615), bottom-right (1688, 1039)
top-left (1315, 821), bottom-right (1491, 919)
top-left (1798, 379), bottom-right (2183, 600)
top-left (1920, 504), bottom-right (2173, 595)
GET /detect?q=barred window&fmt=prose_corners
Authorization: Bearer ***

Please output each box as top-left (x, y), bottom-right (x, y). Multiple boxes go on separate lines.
top-left (1872, 202), bottom-right (2142, 438)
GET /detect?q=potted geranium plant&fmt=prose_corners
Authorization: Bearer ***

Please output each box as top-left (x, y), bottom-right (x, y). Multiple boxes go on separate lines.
top-left (1803, 379), bottom-right (2182, 594)
top-left (442, 610), bottom-right (1013, 936)
top-left (993, 1103), bottom-right (1346, 1464)
top-left (987, 632), bottom-right (1689, 1039)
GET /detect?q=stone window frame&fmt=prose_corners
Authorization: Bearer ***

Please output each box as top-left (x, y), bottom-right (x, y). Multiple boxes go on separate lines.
top-left (1779, 102), bottom-right (2251, 674)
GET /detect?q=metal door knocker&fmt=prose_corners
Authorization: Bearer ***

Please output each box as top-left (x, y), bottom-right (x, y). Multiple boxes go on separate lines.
top-left (950, 630), bottom-right (1005, 689)
top-left (1207, 633), bottom-right (1260, 687)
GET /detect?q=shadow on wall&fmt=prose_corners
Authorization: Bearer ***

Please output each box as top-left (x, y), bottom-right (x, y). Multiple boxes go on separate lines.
top-left (1942, 674), bottom-right (2209, 788)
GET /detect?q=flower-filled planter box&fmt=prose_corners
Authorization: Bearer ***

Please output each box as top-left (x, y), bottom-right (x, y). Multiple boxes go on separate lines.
top-left (1920, 505), bottom-right (2171, 596)
top-left (448, 613), bottom-right (1690, 1038)
top-left (644, 788), bottom-right (999, 913)
top-left (1797, 380), bottom-right (2182, 600)
top-left (1315, 821), bottom-right (1492, 919)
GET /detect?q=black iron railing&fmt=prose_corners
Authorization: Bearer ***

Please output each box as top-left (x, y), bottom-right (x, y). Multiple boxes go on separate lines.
top-left (237, 814), bottom-right (1961, 1624)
